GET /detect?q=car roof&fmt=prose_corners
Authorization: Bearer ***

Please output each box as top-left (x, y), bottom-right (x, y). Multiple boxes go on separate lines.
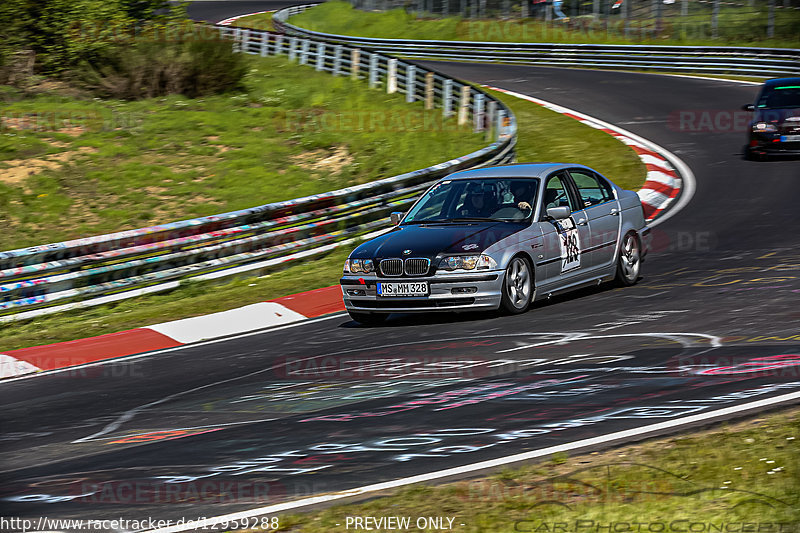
top-left (763, 77), bottom-right (800, 88)
top-left (446, 163), bottom-right (590, 180)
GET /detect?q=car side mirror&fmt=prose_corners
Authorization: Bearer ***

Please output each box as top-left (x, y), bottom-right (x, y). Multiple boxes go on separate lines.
top-left (546, 206), bottom-right (571, 220)
top-left (390, 212), bottom-right (404, 225)
top-left (742, 104), bottom-right (755, 112)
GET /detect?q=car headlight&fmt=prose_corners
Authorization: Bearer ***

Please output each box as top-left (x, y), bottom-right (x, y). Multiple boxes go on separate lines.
top-left (344, 258), bottom-right (374, 274)
top-left (752, 122), bottom-right (777, 133)
top-left (439, 254), bottom-right (497, 271)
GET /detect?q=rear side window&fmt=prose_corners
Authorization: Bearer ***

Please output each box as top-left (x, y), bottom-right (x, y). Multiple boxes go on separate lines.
top-left (758, 86), bottom-right (800, 109)
top-left (569, 170), bottom-right (615, 208)
top-left (543, 174), bottom-right (575, 212)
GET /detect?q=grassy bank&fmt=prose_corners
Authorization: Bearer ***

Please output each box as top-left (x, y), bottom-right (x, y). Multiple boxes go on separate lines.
top-left (0, 53), bottom-right (484, 251)
top-left (269, 407), bottom-right (800, 531)
top-left (280, 1), bottom-right (799, 47)
top-left (0, 84), bottom-right (644, 351)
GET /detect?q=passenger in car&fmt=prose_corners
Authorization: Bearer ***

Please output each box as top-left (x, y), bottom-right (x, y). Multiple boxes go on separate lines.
top-left (511, 181), bottom-right (534, 213)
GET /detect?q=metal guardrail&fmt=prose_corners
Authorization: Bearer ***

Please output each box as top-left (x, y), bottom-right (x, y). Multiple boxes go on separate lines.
top-left (0, 26), bottom-right (517, 321)
top-left (273, 3), bottom-right (800, 77)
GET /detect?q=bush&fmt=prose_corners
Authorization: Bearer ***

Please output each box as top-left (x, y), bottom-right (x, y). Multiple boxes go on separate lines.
top-left (77, 34), bottom-right (248, 99)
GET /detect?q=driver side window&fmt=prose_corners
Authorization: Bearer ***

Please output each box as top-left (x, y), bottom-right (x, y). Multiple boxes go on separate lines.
top-left (543, 174), bottom-right (575, 213)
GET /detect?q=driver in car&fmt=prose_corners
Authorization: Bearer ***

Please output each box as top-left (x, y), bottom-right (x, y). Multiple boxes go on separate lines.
top-left (458, 184), bottom-right (495, 218)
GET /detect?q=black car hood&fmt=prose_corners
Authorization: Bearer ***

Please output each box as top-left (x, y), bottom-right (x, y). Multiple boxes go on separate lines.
top-left (351, 222), bottom-right (527, 260)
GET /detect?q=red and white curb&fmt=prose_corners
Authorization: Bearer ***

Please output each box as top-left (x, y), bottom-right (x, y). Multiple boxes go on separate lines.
top-left (481, 85), bottom-right (694, 224)
top-left (0, 286), bottom-right (345, 379)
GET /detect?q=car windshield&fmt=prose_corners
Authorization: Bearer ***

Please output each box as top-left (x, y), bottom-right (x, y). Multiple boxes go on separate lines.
top-left (758, 85), bottom-right (800, 109)
top-left (403, 178), bottom-right (539, 224)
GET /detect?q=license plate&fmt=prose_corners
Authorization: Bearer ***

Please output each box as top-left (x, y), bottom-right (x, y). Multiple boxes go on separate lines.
top-left (781, 135), bottom-right (800, 142)
top-left (377, 281), bottom-right (429, 297)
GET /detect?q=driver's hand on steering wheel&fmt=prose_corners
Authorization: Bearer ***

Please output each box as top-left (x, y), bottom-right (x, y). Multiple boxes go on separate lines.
top-left (518, 201), bottom-right (532, 211)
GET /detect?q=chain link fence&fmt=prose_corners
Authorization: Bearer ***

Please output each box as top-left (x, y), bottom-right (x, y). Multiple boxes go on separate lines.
top-left (346, 0), bottom-right (800, 42)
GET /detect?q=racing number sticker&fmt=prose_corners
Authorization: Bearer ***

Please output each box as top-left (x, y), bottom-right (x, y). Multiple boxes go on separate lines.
top-left (555, 217), bottom-right (581, 273)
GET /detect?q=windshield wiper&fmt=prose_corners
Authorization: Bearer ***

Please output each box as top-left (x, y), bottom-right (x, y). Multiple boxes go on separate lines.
top-left (445, 217), bottom-right (504, 223)
top-left (403, 217), bottom-right (506, 225)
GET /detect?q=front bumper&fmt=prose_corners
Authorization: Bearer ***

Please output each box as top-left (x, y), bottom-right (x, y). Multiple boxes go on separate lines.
top-left (340, 270), bottom-right (505, 313)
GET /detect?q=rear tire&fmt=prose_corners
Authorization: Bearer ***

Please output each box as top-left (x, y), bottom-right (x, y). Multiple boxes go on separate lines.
top-left (500, 256), bottom-right (533, 314)
top-left (348, 311), bottom-right (388, 325)
top-left (615, 232), bottom-right (642, 287)
top-left (745, 147), bottom-right (766, 161)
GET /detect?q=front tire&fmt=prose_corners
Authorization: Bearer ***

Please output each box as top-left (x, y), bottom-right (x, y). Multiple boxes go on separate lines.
top-left (348, 311), bottom-right (388, 325)
top-left (615, 232), bottom-right (642, 286)
top-left (500, 256), bottom-right (533, 314)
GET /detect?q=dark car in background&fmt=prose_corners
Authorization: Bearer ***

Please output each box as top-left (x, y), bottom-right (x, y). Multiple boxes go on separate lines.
top-left (744, 77), bottom-right (800, 160)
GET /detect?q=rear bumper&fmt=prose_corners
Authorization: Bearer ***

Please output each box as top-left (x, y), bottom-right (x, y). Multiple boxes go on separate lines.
top-left (340, 270), bottom-right (505, 314)
top-left (748, 134), bottom-right (800, 155)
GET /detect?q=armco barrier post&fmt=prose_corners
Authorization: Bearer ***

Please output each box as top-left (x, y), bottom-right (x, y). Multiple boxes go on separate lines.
top-left (458, 85), bottom-right (470, 125)
top-left (333, 45), bottom-right (343, 75)
top-left (369, 53), bottom-right (380, 88)
top-left (275, 34), bottom-right (284, 55)
top-left (288, 37), bottom-right (298, 61)
top-left (474, 93), bottom-right (485, 132)
top-left (299, 39), bottom-right (310, 65)
top-left (233, 28), bottom-right (241, 53)
top-left (497, 109), bottom-right (505, 140)
top-left (242, 30), bottom-right (251, 53)
top-left (351, 49), bottom-right (360, 79)
top-left (425, 72), bottom-right (435, 110)
top-left (443, 79), bottom-right (453, 117)
top-left (486, 100), bottom-right (497, 141)
top-left (260, 34), bottom-right (268, 57)
top-left (316, 42), bottom-right (325, 70)
top-left (406, 65), bottom-right (417, 103)
top-left (387, 58), bottom-right (398, 94)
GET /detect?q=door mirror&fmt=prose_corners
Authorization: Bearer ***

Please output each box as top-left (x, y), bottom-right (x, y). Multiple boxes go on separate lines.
top-left (546, 206), bottom-right (571, 220)
top-left (742, 104), bottom-right (755, 112)
top-left (390, 212), bottom-right (404, 225)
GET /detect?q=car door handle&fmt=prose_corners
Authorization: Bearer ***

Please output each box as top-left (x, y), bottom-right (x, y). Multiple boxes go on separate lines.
top-left (576, 218), bottom-right (587, 226)
top-left (610, 208), bottom-right (619, 216)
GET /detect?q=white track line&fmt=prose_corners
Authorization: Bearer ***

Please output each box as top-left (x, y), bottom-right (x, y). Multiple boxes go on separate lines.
top-left (141, 389), bottom-right (800, 533)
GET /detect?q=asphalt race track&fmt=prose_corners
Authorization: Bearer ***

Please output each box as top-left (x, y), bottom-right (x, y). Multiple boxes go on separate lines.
top-left (1, 2), bottom-right (800, 526)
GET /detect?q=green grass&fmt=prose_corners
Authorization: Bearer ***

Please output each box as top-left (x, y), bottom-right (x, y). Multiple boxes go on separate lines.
top-left (487, 87), bottom-right (645, 192)
top-left (259, 407), bottom-right (800, 531)
top-left (0, 85), bottom-right (644, 351)
top-left (233, 12), bottom-right (276, 31)
top-left (0, 53), bottom-right (485, 251)
top-left (278, 1), bottom-right (799, 47)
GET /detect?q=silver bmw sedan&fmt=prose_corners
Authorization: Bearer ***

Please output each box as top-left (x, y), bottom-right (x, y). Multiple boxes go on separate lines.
top-left (341, 163), bottom-right (651, 325)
